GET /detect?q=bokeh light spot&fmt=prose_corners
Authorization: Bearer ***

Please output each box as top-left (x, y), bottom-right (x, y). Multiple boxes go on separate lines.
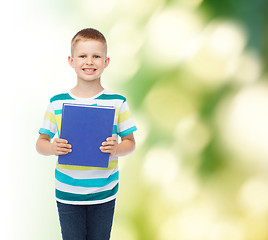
top-left (218, 83), bottom-right (268, 168)
top-left (239, 177), bottom-right (268, 216)
top-left (145, 82), bottom-right (195, 132)
top-left (143, 146), bottom-right (180, 188)
top-left (185, 20), bottom-right (247, 85)
top-left (146, 7), bottom-right (202, 66)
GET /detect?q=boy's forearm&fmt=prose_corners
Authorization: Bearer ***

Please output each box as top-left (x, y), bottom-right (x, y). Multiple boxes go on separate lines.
top-left (36, 138), bottom-right (53, 156)
top-left (115, 139), bottom-right (135, 157)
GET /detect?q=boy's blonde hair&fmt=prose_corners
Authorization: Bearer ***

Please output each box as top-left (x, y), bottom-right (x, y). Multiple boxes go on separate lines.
top-left (71, 28), bottom-right (107, 56)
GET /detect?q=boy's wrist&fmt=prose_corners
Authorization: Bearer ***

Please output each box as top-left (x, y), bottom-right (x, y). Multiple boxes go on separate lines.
top-left (110, 147), bottom-right (118, 157)
top-left (48, 142), bottom-right (55, 156)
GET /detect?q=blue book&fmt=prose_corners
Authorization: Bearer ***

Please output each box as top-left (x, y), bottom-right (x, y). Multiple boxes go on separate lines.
top-left (58, 103), bottom-right (115, 168)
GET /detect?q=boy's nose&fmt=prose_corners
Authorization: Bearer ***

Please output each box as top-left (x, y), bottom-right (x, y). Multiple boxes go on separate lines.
top-left (86, 57), bottom-right (93, 65)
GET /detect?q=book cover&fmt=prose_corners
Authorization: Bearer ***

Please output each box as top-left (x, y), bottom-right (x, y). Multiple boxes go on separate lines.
top-left (58, 103), bottom-right (115, 168)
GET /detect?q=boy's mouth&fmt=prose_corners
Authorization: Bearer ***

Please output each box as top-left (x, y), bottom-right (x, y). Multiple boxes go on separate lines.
top-left (83, 68), bottom-right (97, 73)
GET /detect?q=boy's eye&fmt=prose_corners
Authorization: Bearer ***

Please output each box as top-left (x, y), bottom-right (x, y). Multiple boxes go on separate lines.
top-left (93, 55), bottom-right (101, 59)
top-left (79, 55), bottom-right (86, 58)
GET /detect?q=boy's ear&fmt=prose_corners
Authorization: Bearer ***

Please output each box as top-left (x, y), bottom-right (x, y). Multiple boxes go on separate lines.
top-left (105, 57), bottom-right (110, 68)
top-left (68, 56), bottom-right (74, 68)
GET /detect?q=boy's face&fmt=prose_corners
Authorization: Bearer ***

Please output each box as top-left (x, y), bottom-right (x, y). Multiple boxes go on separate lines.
top-left (68, 40), bottom-right (110, 83)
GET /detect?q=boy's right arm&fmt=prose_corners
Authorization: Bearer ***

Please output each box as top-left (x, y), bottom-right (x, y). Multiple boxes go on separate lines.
top-left (36, 134), bottom-right (72, 156)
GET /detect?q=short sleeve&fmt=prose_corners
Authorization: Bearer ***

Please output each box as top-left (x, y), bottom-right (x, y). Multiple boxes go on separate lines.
top-left (117, 100), bottom-right (137, 137)
top-left (38, 102), bottom-right (57, 139)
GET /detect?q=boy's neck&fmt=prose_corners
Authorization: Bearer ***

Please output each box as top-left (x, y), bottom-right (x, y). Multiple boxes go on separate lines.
top-left (71, 80), bottom-right (104, 98)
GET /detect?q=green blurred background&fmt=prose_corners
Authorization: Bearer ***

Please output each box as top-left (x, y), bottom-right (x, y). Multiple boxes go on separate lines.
top-left (2, 0), bottom-right (268, 239)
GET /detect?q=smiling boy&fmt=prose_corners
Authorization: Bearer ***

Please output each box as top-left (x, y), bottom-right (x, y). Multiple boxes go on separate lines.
top-left (36, 28), bottom-right (137, 240)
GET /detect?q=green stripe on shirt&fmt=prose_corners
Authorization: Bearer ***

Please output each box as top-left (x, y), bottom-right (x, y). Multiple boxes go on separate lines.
top-left (56, 183), bottom-right (118, 202)
top-left (50, 93), bottom-right (75, 103)
top-left (55, 169), bottom-right (119, 188)
top-left (39, 128), bottom-right (55, 138)
top-left (55, 109), bottom-right (62, 115)
top-left (95, 94), bottom-right (126, 102)
top-left (119, 126), bottom-right (137, 137)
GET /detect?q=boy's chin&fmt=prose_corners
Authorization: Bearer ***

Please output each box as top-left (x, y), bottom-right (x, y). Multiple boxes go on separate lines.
top-left (78, 76), bottom-right (101, 82)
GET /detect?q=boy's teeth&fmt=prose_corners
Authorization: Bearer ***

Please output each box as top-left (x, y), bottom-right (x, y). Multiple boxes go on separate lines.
top-left (84, 68), bottom-right (95, 72)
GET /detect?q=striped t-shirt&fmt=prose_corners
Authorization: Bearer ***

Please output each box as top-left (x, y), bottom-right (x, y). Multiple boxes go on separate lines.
top-left (39, 89), bottom-right (137, 205)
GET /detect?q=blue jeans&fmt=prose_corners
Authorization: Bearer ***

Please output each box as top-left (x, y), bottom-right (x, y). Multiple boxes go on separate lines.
top-left (56, 199), bottom-right (115, 240)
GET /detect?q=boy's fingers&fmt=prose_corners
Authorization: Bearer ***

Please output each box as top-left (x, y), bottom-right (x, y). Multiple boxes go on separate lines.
top-left (56, 150), bottom-right (71, 155)
top-left (100, 146), bottom-right (113, 151)
top-left (103, 138), bottom-right (117, 144)
top-left (100, 147), bottom-right (110, 153)
top-left (55, 141), bottom-right (71, 148)
top-left (60, 143), bottom-right (72, 148)
top-left (57, 147), bottom-right (72, 153)
top-left (102, 141), bottom-right (115, 146)
top-left (58, 146), bottom-right (69, 151)
top-left (55, 138), bottom-right (68, 144)
top-left (106, 137), bottom-right (116, 142)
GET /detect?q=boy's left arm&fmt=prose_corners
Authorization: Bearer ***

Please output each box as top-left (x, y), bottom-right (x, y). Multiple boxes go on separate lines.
top-left (100, 133), bottom-right (135, 157)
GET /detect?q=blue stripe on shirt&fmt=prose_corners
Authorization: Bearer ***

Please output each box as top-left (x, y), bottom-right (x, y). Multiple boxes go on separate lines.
top-left (55, 169), bottom-right (119, 188)
top-left (56, 183), bottom-right (118, 202)
top-left (39, 128), bottom-right (55, 138)
top-left (119, 126), bottom-right (137, 137)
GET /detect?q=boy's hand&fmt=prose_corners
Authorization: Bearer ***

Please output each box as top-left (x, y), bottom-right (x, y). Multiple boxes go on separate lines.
top-left (51, 138), bottom-right (72, 156)
top-left (100, 136), bottom-right (118, 157)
